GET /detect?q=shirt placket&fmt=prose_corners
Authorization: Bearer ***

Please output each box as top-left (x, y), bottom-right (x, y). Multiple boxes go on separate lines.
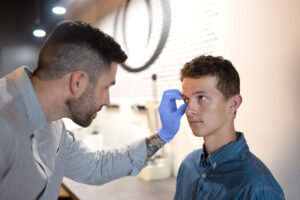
top-left (31, 131), bottom-right (49, 199)
top-left (196, 164), bottom-right (211, 198)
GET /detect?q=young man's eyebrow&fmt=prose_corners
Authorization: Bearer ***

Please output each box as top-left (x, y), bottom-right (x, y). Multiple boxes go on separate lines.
top-left (181, 93), bottom-right (187, 98)
top-left (192, 91), bottom-right (206, 95)
top-left (181, 90), bottom-right (208, 99)
top-left (181, 91), bottom-right (206, 96)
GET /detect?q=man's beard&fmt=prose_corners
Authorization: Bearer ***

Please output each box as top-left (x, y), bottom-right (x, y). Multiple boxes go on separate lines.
top-left (66, 84), bottom-right (98, 127)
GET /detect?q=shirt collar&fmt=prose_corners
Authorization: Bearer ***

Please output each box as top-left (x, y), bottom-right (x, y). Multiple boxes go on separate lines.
top-left (200, 132), bottom-right (249, 169)
top-left (10, 66), bottom-right (47, 133)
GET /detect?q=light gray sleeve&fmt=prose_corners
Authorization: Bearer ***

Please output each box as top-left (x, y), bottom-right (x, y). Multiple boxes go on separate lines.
top-left (64, 130), bottom-right (147, 185)
top-left (0, 117), bottom-right (17, 182)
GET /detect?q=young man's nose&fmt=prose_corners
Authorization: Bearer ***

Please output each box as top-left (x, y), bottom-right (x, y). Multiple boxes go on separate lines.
top-left (185, 100), bottom-right (199, 116)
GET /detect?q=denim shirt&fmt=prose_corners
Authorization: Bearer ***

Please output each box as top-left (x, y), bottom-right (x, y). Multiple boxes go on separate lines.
top-left (174, 132), bottom-right (285, 200)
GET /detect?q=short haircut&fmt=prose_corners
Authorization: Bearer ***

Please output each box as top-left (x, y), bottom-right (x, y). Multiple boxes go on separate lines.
top-left (180, 55), bottom-right (240, 99)
top-left (33, 20), bottom-right (127, 83)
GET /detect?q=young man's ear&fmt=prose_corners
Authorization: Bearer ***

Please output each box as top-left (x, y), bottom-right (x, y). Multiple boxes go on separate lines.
top-left (69, 70), bottom-right (89, 98)
top-left (228, 94), bottom-right (242, 115)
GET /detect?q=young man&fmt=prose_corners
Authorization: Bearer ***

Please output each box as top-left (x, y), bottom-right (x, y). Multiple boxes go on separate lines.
top-left (175, 55), bottom-right (285, 199)
top-left (0, 21), bottom-right (187, 199)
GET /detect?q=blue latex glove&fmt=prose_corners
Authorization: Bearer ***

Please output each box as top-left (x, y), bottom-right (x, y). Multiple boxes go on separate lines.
top-left (158, 89), bottom-right (187, 143)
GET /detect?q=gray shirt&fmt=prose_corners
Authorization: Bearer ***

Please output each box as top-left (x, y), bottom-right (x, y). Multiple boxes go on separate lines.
top-left (0, 67), bottom-right (147, 200)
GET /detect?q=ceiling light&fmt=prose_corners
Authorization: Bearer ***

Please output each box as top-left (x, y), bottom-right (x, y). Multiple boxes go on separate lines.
top-left (52, 6), bottom-right (66, 15)
top-left (33, 29), bottom-right (46, 37)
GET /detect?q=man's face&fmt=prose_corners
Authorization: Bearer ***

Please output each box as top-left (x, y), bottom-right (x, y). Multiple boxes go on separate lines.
top-left (181, 75), bottom-right (231, 138)
top-left (67, 62), bottom-right (118, 127)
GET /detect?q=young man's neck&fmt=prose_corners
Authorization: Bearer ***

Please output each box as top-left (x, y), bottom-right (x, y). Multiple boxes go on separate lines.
top-left (203, 126), bottom-right (237, 155)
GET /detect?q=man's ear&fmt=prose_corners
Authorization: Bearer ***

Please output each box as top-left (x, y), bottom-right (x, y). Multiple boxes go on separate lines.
top-left (69, 70), bottom-right (89, 98)
top-left (228, 94), bottom-right (242, 115)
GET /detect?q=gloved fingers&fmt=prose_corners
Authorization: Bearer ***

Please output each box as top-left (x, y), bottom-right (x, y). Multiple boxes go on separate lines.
top-left (160, 96), bottom-right (180, 112)
top-left (160, 89), bottom-right (184, 113)
top-left (162, 89), bottom-right (181, 97)
top-left (176, 103), bottom-right (188, 116)
top-left (161, 92), bottom-right (183, 105)
top-left (159, 103), bottom-right (177, 113)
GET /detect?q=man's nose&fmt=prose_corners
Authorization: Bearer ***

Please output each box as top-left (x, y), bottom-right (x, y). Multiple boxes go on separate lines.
top-left (103, 92), bottom-right (110, 105)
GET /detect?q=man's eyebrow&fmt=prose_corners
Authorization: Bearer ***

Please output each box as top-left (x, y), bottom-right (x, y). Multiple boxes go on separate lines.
top-left (110, 81), bottom-right (116, 86)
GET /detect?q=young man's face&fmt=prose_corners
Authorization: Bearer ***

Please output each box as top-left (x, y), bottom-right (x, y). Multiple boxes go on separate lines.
top-left (181, 75), bottom-right (232, 138)
top-left (67, 62), bottom-right (118, 127)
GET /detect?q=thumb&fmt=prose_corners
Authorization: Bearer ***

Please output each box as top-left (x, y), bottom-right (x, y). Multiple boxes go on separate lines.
top-left (176, 103), bottom-right (187, 116)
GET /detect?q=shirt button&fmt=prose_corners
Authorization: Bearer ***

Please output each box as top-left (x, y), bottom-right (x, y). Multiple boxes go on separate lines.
top-left (202, 173), bottom-right (206, 178)
top-left (213, 162), bottom-right (217, 168)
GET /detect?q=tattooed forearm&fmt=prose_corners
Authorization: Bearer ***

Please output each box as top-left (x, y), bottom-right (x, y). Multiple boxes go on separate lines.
top-left (146, 134), bottom-right (166, 160)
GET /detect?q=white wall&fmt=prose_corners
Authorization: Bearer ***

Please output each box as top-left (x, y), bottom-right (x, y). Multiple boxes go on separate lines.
top-left (69, 0), bottom-right (300, 199)
top-left (214, 1), bottom-right (300, 199)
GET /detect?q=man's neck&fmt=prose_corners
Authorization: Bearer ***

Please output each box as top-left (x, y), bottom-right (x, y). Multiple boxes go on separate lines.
top-left (30, 76), bottom-right (66, 122)
top-left (203, 126), bottom-right (237, 155)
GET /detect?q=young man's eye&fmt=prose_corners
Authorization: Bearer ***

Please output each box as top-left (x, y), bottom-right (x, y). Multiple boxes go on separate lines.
top-left (198, 96), bottom-right (207, 101)
top-left (183, 98), bottom-right (189, 104)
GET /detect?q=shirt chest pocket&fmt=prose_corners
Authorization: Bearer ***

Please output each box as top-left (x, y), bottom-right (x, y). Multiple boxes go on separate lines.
top-left (196, 181), bottom-right (218, 200)
top-left (196, 176), bottom-right (228, 200)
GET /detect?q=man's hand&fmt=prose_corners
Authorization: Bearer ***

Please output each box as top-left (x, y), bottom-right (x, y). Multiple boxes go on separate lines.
top-left (157, 89), bottom-right (187, 143)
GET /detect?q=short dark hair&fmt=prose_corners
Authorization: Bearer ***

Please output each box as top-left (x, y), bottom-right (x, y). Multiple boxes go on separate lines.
top-left (180, 55), bottom-right (240, 99)
top-left (33, 20), bottom-right (127, 82)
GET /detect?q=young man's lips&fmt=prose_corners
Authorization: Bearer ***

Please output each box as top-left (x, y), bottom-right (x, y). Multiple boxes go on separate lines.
top-left (189, 120), bottom-right (203, 125)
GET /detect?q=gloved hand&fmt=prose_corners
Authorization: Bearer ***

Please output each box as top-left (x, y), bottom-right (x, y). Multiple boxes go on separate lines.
top-left (158, 89), bottom-right (187, 143)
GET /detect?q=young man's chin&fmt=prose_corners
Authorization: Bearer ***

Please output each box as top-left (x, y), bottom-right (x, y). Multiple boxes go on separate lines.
top-left (193, 131), bottom-right (202, 137)
top-left (191, 129), bottom-right (206, 137)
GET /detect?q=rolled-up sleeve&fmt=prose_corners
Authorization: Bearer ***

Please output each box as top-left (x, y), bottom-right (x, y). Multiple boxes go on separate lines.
top-left (64, 130), bottom-right (147, 185)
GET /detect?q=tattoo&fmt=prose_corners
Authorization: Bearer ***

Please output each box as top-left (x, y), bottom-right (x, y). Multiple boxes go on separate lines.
top-left (146, 134), bottom-right (166, 160)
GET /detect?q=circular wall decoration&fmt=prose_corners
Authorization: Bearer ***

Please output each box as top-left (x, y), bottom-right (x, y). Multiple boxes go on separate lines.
top-left (113, 0), bottom-right (171, 73)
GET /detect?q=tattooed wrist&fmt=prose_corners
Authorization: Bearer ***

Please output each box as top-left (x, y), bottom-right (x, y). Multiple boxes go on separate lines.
top-left (146, 134), bottom-right (166, 160)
